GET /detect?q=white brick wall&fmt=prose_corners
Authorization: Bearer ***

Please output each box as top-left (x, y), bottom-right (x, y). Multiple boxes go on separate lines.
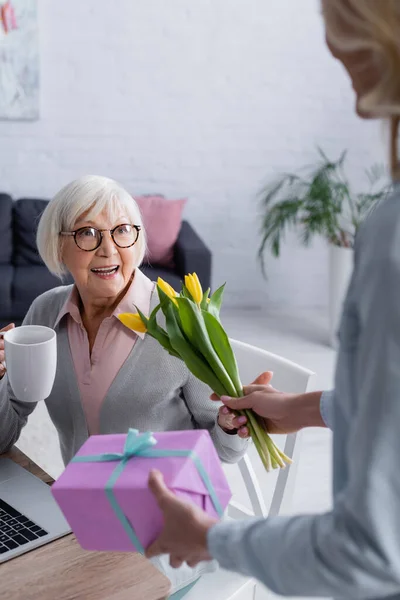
top-left (0, 0), bottom-right (386, 307)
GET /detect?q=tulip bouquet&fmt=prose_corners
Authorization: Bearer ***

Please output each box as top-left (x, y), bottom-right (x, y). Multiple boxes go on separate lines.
top-left (118, 274), bottom-right (291, 472)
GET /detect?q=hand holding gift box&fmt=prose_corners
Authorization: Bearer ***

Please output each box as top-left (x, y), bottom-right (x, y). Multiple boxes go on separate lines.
top-left (119, 273), bottom-right (291, 472)
top-left (51, 429), bottom-right (231, 553)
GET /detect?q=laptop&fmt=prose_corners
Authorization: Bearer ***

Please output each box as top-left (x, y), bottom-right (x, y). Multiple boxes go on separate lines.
top-left (0, 458), bottom-right (71, 563)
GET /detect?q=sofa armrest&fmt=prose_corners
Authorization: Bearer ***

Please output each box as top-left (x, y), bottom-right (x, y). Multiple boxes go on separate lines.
top-left (174, 221), bottom-right (212, 290)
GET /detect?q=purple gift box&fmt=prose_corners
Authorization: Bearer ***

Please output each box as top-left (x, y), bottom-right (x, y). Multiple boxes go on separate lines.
top-left (51, 429), bottom-right (231, 553)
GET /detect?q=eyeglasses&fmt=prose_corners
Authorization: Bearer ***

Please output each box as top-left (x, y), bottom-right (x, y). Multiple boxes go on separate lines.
top-left (60, 224), bottom-right (141, 252)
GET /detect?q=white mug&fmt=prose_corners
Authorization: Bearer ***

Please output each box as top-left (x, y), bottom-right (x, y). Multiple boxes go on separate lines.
top-left (1, 325), bottom-right (57, 403)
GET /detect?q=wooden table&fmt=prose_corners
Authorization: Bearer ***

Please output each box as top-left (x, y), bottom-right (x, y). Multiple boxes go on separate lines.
top-left (1, 447), bottom-right (171, 600)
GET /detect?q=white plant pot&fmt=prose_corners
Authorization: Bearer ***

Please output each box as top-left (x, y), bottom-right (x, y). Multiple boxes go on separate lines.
top-left (329, 245), bottom-right (354, 347)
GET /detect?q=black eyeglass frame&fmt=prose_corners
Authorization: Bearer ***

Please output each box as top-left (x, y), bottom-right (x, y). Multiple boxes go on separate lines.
top-left (59, 224), bottom-right (141, 252)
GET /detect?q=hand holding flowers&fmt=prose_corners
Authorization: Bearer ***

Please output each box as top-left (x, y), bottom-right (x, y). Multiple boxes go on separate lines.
top-left (119, 274), bottom-right (291, 472)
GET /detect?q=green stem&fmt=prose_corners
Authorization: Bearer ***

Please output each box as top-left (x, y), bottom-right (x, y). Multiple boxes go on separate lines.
top-left (245, 410), bottom-right (273, 471)
top-left (276, 445), bottom-right (293, 464)
top-left (242, 416), bottom-right (271, 471)
top-left (239, 409), bottom-right (271, 470)
top-left (250, 426), bottom-right (271, 472)
top-left (265, 437), bottom-right (285, 468)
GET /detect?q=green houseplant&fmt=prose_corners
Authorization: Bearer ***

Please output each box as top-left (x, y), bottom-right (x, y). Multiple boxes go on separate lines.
top-left (258, 148), bottom-right (391, 270)
top-left (258, 149), bottom-right (391, 344)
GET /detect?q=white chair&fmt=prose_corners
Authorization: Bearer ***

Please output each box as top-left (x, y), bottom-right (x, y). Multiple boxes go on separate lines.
top-left (227, 339), bottom-right (315, 520)
top-left (184, 339), bottom-right (314, 600)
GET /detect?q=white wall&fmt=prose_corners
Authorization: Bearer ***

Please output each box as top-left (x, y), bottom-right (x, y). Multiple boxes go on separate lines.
top-left (0, 0), bottom-right (386, 308)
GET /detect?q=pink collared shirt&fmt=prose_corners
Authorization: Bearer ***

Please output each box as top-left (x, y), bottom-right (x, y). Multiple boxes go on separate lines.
top-left (56, 269), bottom-right (155, 435)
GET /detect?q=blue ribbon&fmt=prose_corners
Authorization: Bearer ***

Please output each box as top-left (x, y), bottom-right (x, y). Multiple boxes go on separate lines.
top-left (71, 428), bottom-right (223, 554)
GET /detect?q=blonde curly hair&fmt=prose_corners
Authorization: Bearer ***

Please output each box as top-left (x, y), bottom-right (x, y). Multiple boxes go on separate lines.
top-left (322, 0), bottom-right (400, 179)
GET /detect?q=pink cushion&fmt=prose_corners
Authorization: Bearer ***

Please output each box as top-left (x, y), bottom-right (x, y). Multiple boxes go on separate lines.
top-left (135, 195), bottom-right (187, 267)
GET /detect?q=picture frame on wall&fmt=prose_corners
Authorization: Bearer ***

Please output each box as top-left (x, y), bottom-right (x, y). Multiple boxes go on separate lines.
top-left (0, 0), bottom-right (39, 120)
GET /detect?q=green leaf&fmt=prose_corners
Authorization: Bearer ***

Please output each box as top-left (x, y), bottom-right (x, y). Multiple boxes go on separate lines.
top-left (258, 178), bottom-right (286, 208)
top-left (164, 303), bottom-right (229, 397)
top-left (157, 285), bottom-right (175, 318)
top-left (156, 286), bottom-right (186, 334)
top-left (208, 284), bottom-right (226, 319)
top-left (176, 297), bottom-right (237, 396)
top-left (202, 311), bottom-right (242, 396)
top-left (258, 197), bottom-right (304, 275)
top-left (135, 304), bottom-right (180, 358)
top-left (180, 284), bottom-right (193, 301)
top-left (200, 288), bottom-right (210, 310)
top-left (134, 307), bottom-right (149, 328)
top-left (150, 327), bottom-right (180, 358)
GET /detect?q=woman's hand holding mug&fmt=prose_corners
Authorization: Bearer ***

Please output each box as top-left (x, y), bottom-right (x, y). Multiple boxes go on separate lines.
top-left (0, 325), bottom-right (57, 402)
top-left (0, 323), bottom-right (15, 380)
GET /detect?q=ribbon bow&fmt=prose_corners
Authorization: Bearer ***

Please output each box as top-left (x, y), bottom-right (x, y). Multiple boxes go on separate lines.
top-left (85, 429), bottom-right (158, 463)
top-left (72, 428), bottom-right (223, 554)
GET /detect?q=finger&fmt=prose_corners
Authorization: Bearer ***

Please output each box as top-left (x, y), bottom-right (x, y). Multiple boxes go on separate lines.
top-left (251, 371), bottom-right (273, 386)
top-left (145, 537), bottom-right (166, 559)
top-left (238, 426), bottom-right (249, 438)
top-left (232, 415), bottom-right (247, 428)
top-left (0, 365), bottom-right (5, 379)
top-left (218, 415), bottom-right (236, 431)
top-left (242, 384), bottom-right (273, 395)
top-left (211, 379), bottom-right (268, 401)
top-left (187, 558), bottom-right (201, 568)
top-left (219, 405), bottom-right (232, 416)
top-left (220, 395), bottom-right (255, 410)
top-left (148, 470), bottom-right (175, 509)
top-left (0, 323), bottom-right (15, 334)
top-left (170, 555), bottom-right (184, 569)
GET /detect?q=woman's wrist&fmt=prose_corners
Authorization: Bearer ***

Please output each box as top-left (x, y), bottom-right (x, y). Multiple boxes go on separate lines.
top-left (288, 391), bottom-right (326, 429)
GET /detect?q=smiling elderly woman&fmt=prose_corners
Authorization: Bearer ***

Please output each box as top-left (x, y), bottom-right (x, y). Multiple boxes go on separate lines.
top-left (0, 176), bottom-right (248, 464)
top-left (0, 175), bottom-right (249, 596)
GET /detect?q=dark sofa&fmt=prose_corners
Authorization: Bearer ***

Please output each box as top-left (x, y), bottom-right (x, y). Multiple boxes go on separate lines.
top-left (0, 195), bottom-right (211, 327)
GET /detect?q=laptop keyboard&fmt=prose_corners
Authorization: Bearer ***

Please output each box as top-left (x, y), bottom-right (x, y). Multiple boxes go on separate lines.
top-left (0, 498), bottom-right (48, 554)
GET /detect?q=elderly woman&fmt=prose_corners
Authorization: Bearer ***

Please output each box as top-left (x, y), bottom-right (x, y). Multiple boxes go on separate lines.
top-left (0, 175), bottom-right (248, 597)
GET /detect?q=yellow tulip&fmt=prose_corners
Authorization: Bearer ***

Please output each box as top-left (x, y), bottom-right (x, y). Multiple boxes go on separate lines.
top-left (184, 273), bottom-right (203, 304)
top-left (157, 277), bottom-right (178, 306)
top-left (118, 312), bottom-right (147, 333)
top-left (192, 272), bottom-right (202, 295)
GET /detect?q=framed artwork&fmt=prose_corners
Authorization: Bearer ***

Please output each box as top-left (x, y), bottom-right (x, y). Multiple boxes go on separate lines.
top-left (0, 0), bottom-right (39, 120)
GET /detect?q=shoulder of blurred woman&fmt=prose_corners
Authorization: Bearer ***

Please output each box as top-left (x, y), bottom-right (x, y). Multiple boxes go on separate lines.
top-left (24, 285), bottom-right (74, 327)
top-left (354, 183), bottom-right (400, 282)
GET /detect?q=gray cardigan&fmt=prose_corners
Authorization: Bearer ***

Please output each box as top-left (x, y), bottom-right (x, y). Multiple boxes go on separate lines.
top-left (0, 283), bottom-right (247, 465)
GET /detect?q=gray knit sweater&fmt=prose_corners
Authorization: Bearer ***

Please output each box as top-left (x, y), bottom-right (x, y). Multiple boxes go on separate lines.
top-left (0, 283), bottom-right (248, 465)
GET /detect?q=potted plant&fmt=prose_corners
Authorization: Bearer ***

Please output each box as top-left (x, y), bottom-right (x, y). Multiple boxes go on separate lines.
top-left (258, 149), bottom-right (391, 345)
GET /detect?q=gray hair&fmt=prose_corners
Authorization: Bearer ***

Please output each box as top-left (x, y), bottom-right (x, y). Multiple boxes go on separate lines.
top-left (37, 175), bottom-right (146, 278)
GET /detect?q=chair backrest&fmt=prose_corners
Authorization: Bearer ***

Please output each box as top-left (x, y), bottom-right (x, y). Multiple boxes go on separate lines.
top-left (224, 339), bottom-right (314, 520)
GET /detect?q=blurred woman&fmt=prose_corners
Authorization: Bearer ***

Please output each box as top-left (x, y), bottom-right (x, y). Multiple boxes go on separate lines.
top-left (146, 3), bottom-right (400, 598)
